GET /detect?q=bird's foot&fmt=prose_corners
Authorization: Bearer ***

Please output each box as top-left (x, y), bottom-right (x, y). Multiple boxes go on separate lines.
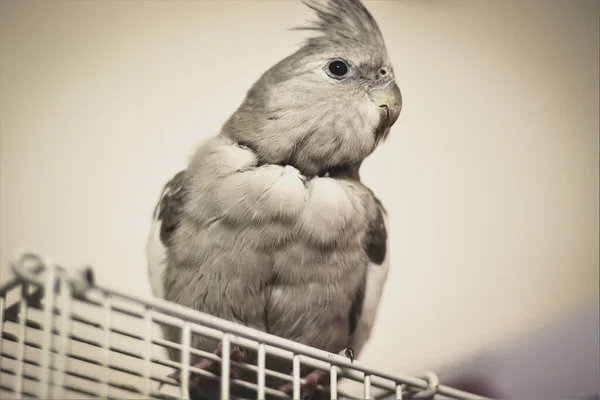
top-left (279, 348), bottom-right (354, 399)
top-left (280, 369), bottom-right (327, 400)
top-left (162, 342), bottom-right (247, 388)
top-left (339, 347), bottom-right (355, 362)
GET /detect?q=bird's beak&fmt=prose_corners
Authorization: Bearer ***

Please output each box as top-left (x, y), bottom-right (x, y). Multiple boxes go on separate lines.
top-left (369, 81), bottom-right (402, 133)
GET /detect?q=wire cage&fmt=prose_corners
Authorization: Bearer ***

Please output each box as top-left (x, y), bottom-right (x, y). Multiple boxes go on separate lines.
top-left (0, 252), bottom-right (488, 400)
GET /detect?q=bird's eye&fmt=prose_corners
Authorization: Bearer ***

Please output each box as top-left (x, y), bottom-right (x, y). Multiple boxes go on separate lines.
top-left (326, 59), bottom-right (349, 78)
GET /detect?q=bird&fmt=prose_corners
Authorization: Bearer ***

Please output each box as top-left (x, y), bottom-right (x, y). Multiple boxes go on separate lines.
top-left (146, 0), bottom-right (401, 398)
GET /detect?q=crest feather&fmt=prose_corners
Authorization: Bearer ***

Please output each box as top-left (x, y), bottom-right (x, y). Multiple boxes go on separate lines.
top-left (296, 0), bottom-right (386, 50)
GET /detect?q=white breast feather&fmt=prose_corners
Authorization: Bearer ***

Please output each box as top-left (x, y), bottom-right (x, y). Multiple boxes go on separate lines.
top-left (145, 163), bottom-right (390, 359)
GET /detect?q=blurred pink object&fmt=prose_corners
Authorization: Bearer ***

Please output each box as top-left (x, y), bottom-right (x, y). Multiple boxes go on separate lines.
top-left (435, 302), bottom-right (599, 399)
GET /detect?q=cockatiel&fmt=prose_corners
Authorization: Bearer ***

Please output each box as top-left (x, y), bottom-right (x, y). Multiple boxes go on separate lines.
top-left (146, 0), bottom-right (401, 398)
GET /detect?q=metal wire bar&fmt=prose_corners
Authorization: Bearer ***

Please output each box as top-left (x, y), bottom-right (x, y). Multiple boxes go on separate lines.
top-left (1, 344), bottom-right (324, 400)
top-left (330, 364), bottom-right (338, 400)
top-left (181, 322), bottom-right (191, 400)
top-left (38, 262), bottom-right (56, 398)
top-left (143, 306), bottom-right (153, 396)
top-left (102, 295), bottom-right (112, 398)
top-left (396, 383), bottom-right (404, 399)
top-left (13, 284), bottom-right (28, 397)
top-left (292, 354), bottom-right (300, 399)
top-left (0, 294), bottom-right (5, 374)
top-left (5, 289), bottom-right (439, 399)
top-left (1, 285), bottom-right (44, 325)
top-left (365, 373), bottom-right (372, 400)
top-left (0, 335), bottom-right (173, 387)
top-left (221, 334), bottom-right (231, 400)
top-left (88, 283), bottom-right (488, 399)
top-left (1, 314), bottom-right (329, 398)
top-left (1, 367), bottom-right (98, 398)
top-left (2, 302), bottom-right (450, 400)
top-left (10, 294), bottom-right (392, 396)
top-left (10, 253), bottom-right (46, 286)
top-left (0, 360), bottom-right (178, 400)
top-left (1, 381), bottom-right (40, 399)
top-left (1, 344), bottom-right (178, 396)
top-left (54, 274), bottom-right (73, 398)
top-left (257, 342), bottom-right (266, 400)
top-left (0, 273), bottom-right (33, 296)
top-left (1, 254), bottom-right (491, 400)
top-left (185, 363), bottom-right (290, 399)
top-left (2, 297), bottom-right (481, 400)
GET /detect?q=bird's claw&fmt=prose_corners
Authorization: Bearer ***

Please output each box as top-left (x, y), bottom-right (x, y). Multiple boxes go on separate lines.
top-left (339, 347), bottom-right (354, 362)
top-left (160, 342), bottom-right (248, 390)
top-left (279, 369), bottom-right (327, 400)
top-left (278, 348), bottom-right (355, 399)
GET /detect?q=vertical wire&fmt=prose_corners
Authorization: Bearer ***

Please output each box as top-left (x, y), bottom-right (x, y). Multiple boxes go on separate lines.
top-left (257, 343), bottom-right (266, 400)
top-left (143, 307), bottom-right (153, 397)
top-left (396, 383), bottom-right (403, 399)
top-left (181, 323), bottom-right (191, 400)
top-left (292, 354), bottom-right (301, 400)
top-left (39, 264), bottom-right (57, 398)
top-left (330, 364), bottom-right (338, 400)
top-left (363, 374), bottom-right (371, 400)
top-left (0, 295), bottom-right (5, 373)
top-left (14, 284), bottom-right (28, 397)
top-left (220, 334), bottom-right (231, 400)
top-left (55, 275), bottom-right (73, 398)
top-left (101, 295), bottom-right (112, 398)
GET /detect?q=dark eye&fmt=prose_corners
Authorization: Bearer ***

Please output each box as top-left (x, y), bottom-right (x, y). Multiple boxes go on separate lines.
top-left (326, 60), bottom-right (349, 78)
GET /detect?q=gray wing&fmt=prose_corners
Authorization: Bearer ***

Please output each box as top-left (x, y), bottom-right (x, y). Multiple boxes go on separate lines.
top-left (146, 170), bottom-right (187, 299)
top-left (348, 196), bottom-right (390, 357)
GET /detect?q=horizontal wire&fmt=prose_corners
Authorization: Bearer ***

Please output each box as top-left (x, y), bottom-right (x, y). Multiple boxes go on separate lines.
top-left (0, 365), bottom-right (142, 400)
top-left (1, 260), bottom-right (489, 400)
top-left (1, 330), bottom-right (353, 400)
top-left (2, 306), bottom-right (439, 400)
top-left (1, 326), bottom-right (295, 399)
top-left (0, 382), bottom-right (43, 399)
top-left (91, 283), bottom-right (488, 400)
top-left (2, 316), bottom-right (286, 387)
top-left (5, 295), bottom-right (402, 396)
top-left (2, 309), bottom-right (363, 397)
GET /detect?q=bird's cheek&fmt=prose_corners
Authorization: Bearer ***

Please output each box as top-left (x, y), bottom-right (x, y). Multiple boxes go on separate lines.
top-left (359, 101), bottom-right (385, 136)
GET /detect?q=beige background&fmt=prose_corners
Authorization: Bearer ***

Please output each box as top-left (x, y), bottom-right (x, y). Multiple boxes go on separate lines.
top-left (1, 0), bottom-right (598, 395)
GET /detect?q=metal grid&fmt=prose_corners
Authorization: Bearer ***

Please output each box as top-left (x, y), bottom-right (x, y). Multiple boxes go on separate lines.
top-left (0, 252), bottom-right (488, 400)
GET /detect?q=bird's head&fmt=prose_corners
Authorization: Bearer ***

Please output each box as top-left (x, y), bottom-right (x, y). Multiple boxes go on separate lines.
top-left (222, 0), bottom-right (402, 177)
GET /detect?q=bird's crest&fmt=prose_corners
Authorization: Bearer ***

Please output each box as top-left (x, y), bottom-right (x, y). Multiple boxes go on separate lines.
top-left (296, 0), bottom-right (386, 51)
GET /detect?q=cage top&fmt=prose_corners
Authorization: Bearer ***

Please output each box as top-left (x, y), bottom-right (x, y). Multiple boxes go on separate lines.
top-left (1, 252), bottom-right (489, 400)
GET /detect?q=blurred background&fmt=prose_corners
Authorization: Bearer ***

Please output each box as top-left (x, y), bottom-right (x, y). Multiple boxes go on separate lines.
top-left (1, 0), bottom-right (598, 398)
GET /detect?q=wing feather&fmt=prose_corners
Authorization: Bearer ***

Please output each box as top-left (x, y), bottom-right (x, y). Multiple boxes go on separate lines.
top-left (349, 197), bottom-right (390, 356)
top-left (146, 170), bottom-right (187, 299)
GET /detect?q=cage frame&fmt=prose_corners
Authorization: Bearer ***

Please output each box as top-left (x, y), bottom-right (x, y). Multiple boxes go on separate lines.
top-left (0, 252), bottom-right (489, 400)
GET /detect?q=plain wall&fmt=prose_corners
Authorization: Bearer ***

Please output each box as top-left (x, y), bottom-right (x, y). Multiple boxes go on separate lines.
top-left (1, 0), bottom-right (598, 394)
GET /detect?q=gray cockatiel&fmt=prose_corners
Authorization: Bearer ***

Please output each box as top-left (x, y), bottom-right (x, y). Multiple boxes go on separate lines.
top-left (146, 0), bottom-right (401, 398)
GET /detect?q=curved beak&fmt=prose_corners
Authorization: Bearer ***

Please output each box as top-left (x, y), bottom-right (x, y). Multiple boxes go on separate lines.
top-left (369, 81), bottom-right (402, 138)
